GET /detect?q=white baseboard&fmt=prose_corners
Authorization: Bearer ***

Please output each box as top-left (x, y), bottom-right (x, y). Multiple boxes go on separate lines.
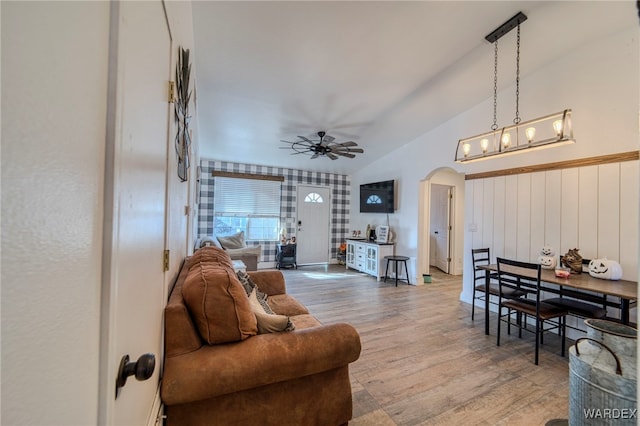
top-left (146, 384), bottom-right (164, 426)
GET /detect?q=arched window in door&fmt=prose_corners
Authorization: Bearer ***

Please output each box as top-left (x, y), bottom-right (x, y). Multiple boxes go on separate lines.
top-left (366, 194), bottom-right (383, 205)
top-left (304, 192), bottom-right (324, 203)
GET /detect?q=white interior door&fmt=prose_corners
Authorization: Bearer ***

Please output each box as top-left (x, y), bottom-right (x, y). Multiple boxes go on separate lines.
top-left (296, 185), bottom-right (331, 265)
top-left (430, 184), bottom-right (451, 273)
top-left (101, 2), bottom-right (171, 425)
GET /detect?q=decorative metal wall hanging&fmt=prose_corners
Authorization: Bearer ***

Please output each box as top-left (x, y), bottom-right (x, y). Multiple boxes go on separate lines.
top-left (175, 47), bottom-right (192, 182)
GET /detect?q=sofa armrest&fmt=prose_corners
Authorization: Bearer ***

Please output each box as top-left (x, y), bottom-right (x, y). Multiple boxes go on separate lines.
top-left (248, 270), bottom-right (286, 295)
top-left (161, 323), bottom-right (361, 405)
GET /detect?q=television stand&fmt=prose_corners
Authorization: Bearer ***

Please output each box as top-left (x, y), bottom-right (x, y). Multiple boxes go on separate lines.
top-left (345, 239), bottom-right (394, 281)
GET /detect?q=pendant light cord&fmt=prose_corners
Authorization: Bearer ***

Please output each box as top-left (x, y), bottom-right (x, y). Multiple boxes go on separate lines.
top-left (491, 40), bottom-right (499, 131)
top-left (513, 24), bottom-right (521, 125)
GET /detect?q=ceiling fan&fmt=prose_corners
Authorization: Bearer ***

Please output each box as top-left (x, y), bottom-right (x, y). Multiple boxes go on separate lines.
top-left (280, 131), bottom-right (364, 160)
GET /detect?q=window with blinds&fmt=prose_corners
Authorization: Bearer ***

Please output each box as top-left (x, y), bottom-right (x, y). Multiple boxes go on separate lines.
top-left (213, 175), bottom-right (282, 241)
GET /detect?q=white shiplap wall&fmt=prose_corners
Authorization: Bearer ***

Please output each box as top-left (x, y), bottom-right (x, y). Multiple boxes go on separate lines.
top-left (463, 159), bottom-right (638, 292)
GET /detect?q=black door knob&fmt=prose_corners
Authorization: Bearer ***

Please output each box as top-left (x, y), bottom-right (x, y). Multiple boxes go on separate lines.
top-left (115, 353), bottom-right (155, 399)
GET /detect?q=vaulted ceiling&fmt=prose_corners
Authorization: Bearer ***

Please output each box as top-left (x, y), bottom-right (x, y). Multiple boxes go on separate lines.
top-left (192, 1), bottom-right (634, 174)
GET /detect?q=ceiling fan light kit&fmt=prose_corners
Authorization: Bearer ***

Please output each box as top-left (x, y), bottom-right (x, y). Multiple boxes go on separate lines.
top-left (281, 131), bottom-right (364, 160)
top-left (455, 12), bottom-right (575, 163)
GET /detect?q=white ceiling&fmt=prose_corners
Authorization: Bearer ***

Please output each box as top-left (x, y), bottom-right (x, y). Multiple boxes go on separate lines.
top-left (192, 1), bottom-right (635, 174)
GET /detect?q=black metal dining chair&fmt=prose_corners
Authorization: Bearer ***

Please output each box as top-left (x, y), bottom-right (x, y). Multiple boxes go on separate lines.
top-left (471, 248), bottom-right (527, 321)
top-left (496, 257), bottom-right (568, 365)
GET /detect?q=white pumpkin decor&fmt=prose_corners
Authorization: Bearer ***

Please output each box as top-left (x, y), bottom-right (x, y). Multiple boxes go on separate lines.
top-left (538, 246), bottom-right (557, 269)
top-left (541, 246), bottom-right (555, 256)
top-left (588, 258), bottom-right (623, 281)
top-left (539, 255), bottom-right (557, 269)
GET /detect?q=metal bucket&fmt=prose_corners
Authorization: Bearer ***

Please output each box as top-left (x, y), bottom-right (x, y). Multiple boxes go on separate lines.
top-left (568, 320), bottom-right (637, 425)
top-left (585, 319), bottom-right (637, 371)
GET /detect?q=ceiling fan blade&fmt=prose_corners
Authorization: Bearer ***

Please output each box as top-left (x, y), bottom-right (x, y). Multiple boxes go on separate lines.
top-left (331, 145), bottom-right (362, 152)
top-left (310, 153), bottom-right (320, 159)
top-left (335, 141), bottom-right (357, 147)
top-left (332, 146), bottom-right (364, 154)
top-left (334, 152), bottom-right (355, 158)
top-left (327, 152), bottom-right (338, 160)
top-left (297, 136), bottom-right (313, 143)
top-left (323, 135), bottom-right (335, 143)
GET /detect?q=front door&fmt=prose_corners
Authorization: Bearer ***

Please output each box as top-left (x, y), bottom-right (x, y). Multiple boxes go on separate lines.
top-left (100, 2), bottom-right (172, 424)
top-left (296, 185), bottom-right (331, 265)
top-left (430, 184), bottom-right (451, 273)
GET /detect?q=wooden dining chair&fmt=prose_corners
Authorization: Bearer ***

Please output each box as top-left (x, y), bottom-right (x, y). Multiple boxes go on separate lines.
top-left (496, 257), bottom-right (568, 365)
top-left (471, 248), bottom-right (527, 321)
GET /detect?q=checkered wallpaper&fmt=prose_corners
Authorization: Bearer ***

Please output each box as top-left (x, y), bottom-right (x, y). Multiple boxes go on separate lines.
top-left (198, 159), bottom-right (351, 264)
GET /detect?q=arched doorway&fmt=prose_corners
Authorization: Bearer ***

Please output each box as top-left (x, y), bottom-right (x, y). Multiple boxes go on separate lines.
top-left (417, 168), bottom-right (465, 280)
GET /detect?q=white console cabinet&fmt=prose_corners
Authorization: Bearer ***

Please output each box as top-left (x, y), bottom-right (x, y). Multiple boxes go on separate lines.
top-left (346, 239), bottom-right (394, 281)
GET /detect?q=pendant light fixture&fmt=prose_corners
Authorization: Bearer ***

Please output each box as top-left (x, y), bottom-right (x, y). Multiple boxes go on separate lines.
top-left (455, 12), bottom-right (574, 163)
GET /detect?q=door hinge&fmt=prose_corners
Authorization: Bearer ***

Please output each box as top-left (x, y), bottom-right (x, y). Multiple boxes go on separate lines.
top-left (447, 257), bottom-right (452, 262)
top-left (163, 250), bottom-right (170, 272)
top-left (168, 81), bottom-right (176, 103)
top-left (449, 225), bottom-right (452, 231)
top-left (185, 205), bottom-right (191, 216)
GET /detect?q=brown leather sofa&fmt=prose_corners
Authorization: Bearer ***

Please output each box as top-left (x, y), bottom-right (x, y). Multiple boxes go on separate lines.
top-left (161, 247), bottom-right (362, 425)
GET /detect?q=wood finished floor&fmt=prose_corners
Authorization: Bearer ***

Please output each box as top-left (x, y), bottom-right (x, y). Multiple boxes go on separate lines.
top-left (280, 264), bottom-right (570, 426)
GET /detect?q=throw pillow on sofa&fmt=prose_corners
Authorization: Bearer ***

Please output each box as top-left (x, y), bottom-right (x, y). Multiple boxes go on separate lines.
top-left (217, 231), bottom-right (246, 249)
top-left (237, 270), bottom-right (275, 312)
top-left (238, 270), bottom-right (295, 333)
top-left (236, 270), bottom-right (255, 296)
top-left (248, 288), bottom-right (295, 334)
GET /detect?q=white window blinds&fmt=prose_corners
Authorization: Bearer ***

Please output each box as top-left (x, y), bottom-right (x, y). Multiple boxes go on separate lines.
top-left (213, 176), bottom-right (281, 215)
top-left (213, 175), bottom-right (282, 241)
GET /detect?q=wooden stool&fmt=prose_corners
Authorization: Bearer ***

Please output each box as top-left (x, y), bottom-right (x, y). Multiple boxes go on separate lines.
top-left (384, 255), bottom-right (410, 286)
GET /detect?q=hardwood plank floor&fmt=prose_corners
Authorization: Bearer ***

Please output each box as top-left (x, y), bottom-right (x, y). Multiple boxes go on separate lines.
top-left (279, 264), bottom-right (569, 426)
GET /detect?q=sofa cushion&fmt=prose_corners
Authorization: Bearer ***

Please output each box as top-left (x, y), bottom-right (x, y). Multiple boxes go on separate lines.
top-left (267, 294), bottom-right (310, 316)
top-left (217, 231), bottom-right (246, 249)
top-left (182, 260), bottom-right (257, 344)
top-left (247, 270), bottom-right (287, 296)
top-left (289, 314), bottom-right (323, 330)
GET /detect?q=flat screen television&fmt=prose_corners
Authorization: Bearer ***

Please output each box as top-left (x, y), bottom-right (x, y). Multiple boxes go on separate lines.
top-left (360, 180), bottom-right (395, 213)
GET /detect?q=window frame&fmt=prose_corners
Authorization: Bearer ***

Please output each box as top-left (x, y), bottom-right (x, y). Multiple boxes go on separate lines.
top-left (212, 172), bottom-right (284, 242)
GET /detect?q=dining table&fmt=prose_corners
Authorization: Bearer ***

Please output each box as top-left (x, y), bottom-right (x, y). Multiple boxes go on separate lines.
top-left (477, 263), bottom-right (638, 335)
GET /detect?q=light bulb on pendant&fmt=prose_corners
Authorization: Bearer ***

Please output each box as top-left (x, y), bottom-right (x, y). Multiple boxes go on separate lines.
top-left (480, 138), bottom-right (489, 153)
top-left (553, 120), bottom-right (563, 137)
top-left (501, 132), bottom-right (511, 149)
top-left (462, 143), bottom-right (470, 157)
top-left (525, 127), bottom-right (536, 143)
